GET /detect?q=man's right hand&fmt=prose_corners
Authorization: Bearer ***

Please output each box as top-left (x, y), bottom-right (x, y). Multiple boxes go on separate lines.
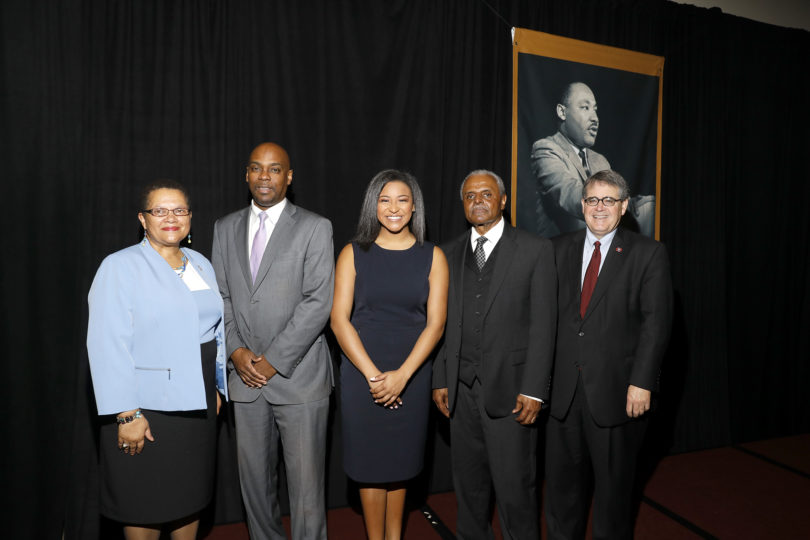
top-left (432, 388), bottom-right (450, 418)
top-left (232, 347), bottom-right (268, 388)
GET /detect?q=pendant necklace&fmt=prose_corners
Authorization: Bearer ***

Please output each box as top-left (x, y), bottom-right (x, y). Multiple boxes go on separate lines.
top-left (173, 254), bottom-right (189, 278)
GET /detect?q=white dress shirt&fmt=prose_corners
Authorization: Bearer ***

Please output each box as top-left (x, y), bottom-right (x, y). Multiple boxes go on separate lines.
top-left (247, 198), bottom-right (287, 258)
top-left (469, 216), bottom-right (505, 261)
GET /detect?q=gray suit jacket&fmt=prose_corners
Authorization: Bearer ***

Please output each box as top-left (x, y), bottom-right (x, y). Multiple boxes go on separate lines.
top-left (530, 131), bottom-right (611, 237)
top-left (212, 201), bottom-right (335, 404)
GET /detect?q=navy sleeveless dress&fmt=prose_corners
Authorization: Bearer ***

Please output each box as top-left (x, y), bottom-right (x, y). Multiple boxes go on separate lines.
top-left (341, 241), bottom-right (435, 483)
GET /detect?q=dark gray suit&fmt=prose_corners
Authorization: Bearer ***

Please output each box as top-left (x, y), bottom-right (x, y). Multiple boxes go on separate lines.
top-left (433, 223), bottom-right (557, 539)
top-left (212, 201), bottom-right (334, 540)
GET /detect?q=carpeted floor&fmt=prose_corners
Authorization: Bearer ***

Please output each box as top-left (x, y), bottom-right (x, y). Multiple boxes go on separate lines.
top-left (201, 433), bottom-right (810, 539)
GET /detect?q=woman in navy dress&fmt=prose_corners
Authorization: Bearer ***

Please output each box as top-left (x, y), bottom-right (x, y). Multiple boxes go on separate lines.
top-left (331, 169), bottom-right (448, 540)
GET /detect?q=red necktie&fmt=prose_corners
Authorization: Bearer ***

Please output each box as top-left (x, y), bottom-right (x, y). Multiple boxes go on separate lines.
top-left (580, 241), bottom-right (601, 318)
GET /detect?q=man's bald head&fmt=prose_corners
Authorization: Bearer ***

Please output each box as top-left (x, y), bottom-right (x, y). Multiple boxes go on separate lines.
top-left (245, 142), bottom-right (293, 209)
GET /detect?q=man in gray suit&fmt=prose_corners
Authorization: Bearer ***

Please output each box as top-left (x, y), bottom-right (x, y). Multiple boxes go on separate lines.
top-left (212, 142), bottom-right (334, 540)
top-left (530, 82), bottom-right (655, 238)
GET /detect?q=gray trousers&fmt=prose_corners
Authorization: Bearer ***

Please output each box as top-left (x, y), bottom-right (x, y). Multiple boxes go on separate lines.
top-left (233, 395), bottom-right (329, 540)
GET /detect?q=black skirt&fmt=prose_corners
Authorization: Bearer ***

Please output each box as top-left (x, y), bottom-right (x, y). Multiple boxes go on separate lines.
top-left (99, 340), bottom-right (217, 524)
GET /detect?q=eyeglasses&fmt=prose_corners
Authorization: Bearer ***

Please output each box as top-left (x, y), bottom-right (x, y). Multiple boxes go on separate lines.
top-left (583, 196), bottom-right (624, 207)
top-left (141, 207), bottom-right (191, 217)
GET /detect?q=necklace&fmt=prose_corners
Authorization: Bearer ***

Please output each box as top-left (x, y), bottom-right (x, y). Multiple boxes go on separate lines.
top-left (173, 254), bottom-right (189, 278)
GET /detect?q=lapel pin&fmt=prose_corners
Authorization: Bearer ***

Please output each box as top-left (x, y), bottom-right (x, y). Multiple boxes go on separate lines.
top-left (615, 247), bottom-right (623, 253)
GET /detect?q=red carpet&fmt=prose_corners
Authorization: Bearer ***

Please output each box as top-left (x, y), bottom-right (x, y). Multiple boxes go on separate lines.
top-left (203, 434), bottom-right (810, 539)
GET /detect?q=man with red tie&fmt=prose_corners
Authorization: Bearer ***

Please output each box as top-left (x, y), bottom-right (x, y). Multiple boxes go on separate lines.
top-left (545, 169), bottom-right (673, 540)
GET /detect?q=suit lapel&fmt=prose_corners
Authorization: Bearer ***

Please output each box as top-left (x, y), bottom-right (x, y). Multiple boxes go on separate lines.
top-left (252, 202), bottom-right (297, 291)
top-left (450, 233), bottom-right (469, 312)
top-left (554, 132), bottom-right (588, 181)
top-left (482, 225), bottom-right (516, 318)
top-left (568, 230), bottom-right (586, 307)
top-left (235, 208), bottom-right (252, 288)
top-left (583, 228), bottom-right (628, 320)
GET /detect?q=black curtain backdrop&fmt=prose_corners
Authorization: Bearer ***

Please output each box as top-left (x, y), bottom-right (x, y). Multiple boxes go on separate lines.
top-left (1, 0), bottom-right (808, 537)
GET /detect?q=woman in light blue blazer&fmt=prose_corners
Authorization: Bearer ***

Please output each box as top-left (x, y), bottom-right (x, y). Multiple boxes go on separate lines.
top-left (87, 179), bottom-right (227, 540)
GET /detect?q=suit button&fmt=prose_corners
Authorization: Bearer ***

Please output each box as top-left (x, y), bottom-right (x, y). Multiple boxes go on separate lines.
top-left (578, 331), bottom-right (585, 337)
top-left (251, 299), bottom-right (258, 304)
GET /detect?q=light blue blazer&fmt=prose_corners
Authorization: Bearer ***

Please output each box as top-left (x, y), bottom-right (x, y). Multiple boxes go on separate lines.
top-left (87, 240), bottom-right (228, 415)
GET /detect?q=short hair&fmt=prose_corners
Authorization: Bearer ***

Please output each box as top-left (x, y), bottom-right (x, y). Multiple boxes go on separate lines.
top-left (245, 142), bottom-right (292, 168)
top-left (459, 169), bottom-right (506, 200)
top-left (559, 83), bottom-right (576, 108)
top-left (140, 178), bottom-right (191, 211)
top-left (353, 169), bottom-right (426, 250)
top-left (583, 169), bottom-right (629, 200)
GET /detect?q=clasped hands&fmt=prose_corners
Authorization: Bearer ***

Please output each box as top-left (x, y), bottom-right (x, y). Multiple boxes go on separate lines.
top-left (233, 347), bottom-right (277, 389)
top-left (368, 370), bottom-right (407, 409)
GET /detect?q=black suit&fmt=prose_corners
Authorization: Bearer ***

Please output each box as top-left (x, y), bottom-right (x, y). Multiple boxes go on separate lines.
top-left (433, 223), bottom-right (556, 539)
top-left (546, 227), bottom-right (672, 540)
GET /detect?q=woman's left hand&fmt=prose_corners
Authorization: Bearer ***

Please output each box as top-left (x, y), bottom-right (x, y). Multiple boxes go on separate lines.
top-left (217, 392), bottom-right (222, 416)
top-left (369, 370), bottom-right (408, 408)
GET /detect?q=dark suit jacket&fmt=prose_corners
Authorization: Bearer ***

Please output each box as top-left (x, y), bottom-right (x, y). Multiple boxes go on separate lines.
top-left (551, 227), bottom-right (672, 427)
top-left (432, 223), bottom-right (557, 418)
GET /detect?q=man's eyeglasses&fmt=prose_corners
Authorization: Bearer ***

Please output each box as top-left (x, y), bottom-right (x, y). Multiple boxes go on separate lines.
top-left (583, 196), bottom-right (624, 207)
top-left (141, 208), bottom-right (191, 217)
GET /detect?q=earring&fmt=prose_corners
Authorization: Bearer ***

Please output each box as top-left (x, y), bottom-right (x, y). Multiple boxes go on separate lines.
top-left (187, 232), bottom-right (192, 245)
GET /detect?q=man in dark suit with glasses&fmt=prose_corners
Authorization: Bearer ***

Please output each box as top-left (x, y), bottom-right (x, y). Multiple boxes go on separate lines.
top-left (545, 169), bottom-right (673, 540)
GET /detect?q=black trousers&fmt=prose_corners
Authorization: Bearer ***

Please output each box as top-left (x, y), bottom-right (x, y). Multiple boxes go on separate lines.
top-left (450, 379), bottom-right (540, 540)
top-left (545, 375), bottom-right (648, 540)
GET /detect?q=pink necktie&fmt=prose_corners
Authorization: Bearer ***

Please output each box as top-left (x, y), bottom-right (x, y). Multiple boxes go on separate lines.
top-left (250, 212), bottom-right (268, 282)
top-left (580, 241), bottom-right (600, 318)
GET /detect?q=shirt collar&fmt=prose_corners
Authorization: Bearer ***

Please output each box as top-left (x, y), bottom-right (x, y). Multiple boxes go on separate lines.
top-left (559, 131), bottom-right (586, 155)
top-left (585, 226), bottom-right (618, 250)
top-left (251, 198), bottom-right (287, 224)
top-left (470, 216), bottom-right (505, 246)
